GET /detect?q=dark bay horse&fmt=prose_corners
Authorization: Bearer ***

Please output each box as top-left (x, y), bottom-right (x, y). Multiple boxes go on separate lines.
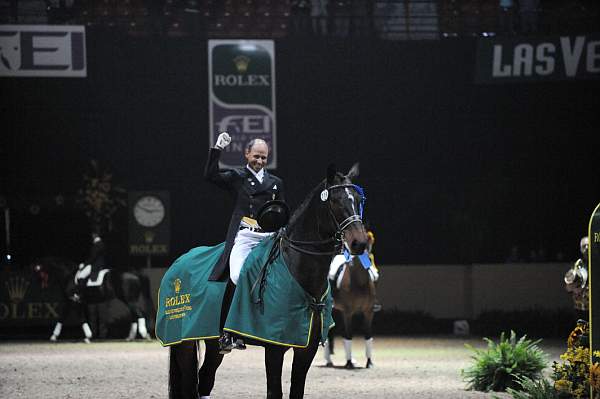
top-left (168, 163), bottom-right (368, 399)
top-left (32, 257), bottom-right (153, 342)
top-left (324, 253), bottom-right (377, 369)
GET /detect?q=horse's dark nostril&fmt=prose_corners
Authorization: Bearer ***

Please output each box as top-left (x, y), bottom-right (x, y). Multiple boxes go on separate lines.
top-left (351, 239), bottom-right (367, 254)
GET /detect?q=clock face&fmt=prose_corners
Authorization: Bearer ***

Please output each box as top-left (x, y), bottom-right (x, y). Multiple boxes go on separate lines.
top-left (133, 196), bottom-right (165, 227)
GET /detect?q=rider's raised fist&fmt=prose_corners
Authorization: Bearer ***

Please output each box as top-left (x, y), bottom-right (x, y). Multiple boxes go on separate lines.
top-left (215, 132), bottom-right (231, 150)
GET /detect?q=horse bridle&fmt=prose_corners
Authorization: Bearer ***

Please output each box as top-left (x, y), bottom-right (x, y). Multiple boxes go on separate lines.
top-left (252, 182), bottom-right (366, 307)
top-left (281, 183), bottom-right (366, 257)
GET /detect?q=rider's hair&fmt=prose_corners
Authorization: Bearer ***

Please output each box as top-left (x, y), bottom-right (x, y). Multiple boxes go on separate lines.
top-left (246, 139), bottom-right (269, 152)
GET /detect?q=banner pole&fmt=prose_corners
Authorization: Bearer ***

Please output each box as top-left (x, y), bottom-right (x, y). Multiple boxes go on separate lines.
top-left (4, 208), bottom-right (10, 263)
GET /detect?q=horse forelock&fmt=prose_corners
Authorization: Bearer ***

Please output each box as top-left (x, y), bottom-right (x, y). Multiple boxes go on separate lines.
top-left (287, 173), bottom-right (353, 231)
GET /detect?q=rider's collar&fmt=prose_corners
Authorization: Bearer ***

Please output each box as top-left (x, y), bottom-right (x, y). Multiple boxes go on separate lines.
top-left (246, 165), bottom-right (265, 183)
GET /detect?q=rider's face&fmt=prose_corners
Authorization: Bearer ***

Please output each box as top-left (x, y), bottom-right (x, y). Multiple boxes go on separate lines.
top-left (245, 142), bottom-right (269, 172)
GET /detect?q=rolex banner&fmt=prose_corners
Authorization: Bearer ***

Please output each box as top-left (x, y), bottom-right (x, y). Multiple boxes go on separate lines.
top-left (0, 271), bottom-right (62, 327)
top-left (208, 40), bottom-right (277, 168)
top-left (590, 203), bottom-right (600, 370)
top-left (475, 34), bottom-right (600, 83)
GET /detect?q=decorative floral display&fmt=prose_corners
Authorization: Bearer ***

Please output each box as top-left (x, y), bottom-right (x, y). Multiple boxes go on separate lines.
top-left (551, 320), bottom-right (600, 399)
top-left (77, 160), bottom-right (126, 233)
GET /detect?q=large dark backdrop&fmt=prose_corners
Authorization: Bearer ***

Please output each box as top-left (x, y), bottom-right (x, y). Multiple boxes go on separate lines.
top-left (2, 32), bottom-right (599, 267)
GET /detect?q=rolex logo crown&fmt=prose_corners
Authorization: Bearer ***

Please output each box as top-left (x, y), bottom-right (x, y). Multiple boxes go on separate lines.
top-left (144, 230), bottom-right (155, 243)
top-left (5, 275), bottom-right (30, 303)
top-left (174, 278), bottom-right (182, 294)
top-left (233, 55), bottom-right (250, 73)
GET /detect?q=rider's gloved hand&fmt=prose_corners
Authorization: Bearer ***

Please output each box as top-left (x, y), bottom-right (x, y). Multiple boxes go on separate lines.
top-left (215, 132), bottom-right (231, 150)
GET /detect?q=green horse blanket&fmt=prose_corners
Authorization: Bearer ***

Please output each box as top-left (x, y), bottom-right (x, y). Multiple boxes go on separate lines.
top-left (156, 237), bottom-right (334, 347)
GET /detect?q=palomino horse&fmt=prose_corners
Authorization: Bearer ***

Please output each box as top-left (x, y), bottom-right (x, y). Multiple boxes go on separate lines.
top-left (32, 257), bottom-right (153, 342)
top-left (324, 254), bottom-right (377, 369)
top-left (167, 164), bottom-right (368, 399)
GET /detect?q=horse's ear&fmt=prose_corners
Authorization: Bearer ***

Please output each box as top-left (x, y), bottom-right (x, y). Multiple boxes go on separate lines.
top-left (347, 163), bottom-right (360, 179)
top-left (327, 163), bottom-right (337, 185)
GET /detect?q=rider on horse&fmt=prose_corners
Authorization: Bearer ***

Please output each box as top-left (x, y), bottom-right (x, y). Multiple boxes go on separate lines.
top-left (50, 232), bottom-right (105, 343)
top-left (73, 232), bottom-right (105, 301)
top-left (204, 132), bottom-right (288, 353)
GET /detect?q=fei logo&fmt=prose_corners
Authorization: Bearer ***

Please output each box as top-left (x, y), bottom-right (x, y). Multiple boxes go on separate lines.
top-left (0, 25), bottom-right (86, 77)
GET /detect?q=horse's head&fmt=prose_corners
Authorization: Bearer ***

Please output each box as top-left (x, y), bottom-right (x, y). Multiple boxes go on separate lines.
top-left (323, 163), bottom-right (369, 255)
top-left (31, 257), bottom-right (77, 289)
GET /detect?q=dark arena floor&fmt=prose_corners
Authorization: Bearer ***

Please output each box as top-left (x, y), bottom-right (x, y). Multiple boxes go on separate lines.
top-left (0, 336), bottom-right (564, 399)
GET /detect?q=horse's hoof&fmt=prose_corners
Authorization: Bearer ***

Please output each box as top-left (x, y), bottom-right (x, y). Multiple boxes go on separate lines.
top-left (83, 338), bottom-right (91, 344)
top-left (344, 360), bottom-right (355, 369)
top-left (49, 335), bottom-right (57, 342)
top-left (233, 339), bottom-right (246, 350)
top-left (366, 359), bottom-right (374, 368)
top-left (325, 362), bottom-right (334, 367)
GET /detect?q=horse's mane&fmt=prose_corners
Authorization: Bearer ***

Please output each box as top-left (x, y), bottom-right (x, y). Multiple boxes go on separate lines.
top-left (286, 172), bottom-right (347, 229)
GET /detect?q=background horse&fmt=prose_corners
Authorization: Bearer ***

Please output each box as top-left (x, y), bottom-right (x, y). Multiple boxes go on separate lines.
top-left (324, 254), bottom-right (377, 369)
top-left (168, 163), bottom-right (368, 399)
top-left (32, 256), bottom-right (154, 342)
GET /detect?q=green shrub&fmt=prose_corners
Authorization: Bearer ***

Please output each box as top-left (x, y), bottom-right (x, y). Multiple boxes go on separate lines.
top-left (462, 330), bottom-right (548, 392)
top-left (503, 375), bottom-right (559, 399)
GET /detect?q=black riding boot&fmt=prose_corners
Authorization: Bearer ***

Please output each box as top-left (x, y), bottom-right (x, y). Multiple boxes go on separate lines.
top-left (218, 280), bottom-right (246, 354)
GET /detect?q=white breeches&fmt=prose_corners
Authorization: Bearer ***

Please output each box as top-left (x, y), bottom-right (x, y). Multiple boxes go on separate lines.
top-left (229, 228), bottom-right (273, 285)
top-left (74, 264), bottom-right (91, 284)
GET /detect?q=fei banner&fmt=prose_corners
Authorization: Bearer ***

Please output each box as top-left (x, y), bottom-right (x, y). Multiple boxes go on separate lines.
top-left (208, 40), bottom-right (277, 168)
top-left (475, 34), bottom-right (600, 83)
top-left (0, 25), bottom-right (86, 77)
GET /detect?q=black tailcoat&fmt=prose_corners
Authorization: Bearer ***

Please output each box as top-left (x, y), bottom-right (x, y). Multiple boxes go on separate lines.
top-left (85, 239), bottom-right (106, 270)
top-left (204, 148), bottom-right (285, 281)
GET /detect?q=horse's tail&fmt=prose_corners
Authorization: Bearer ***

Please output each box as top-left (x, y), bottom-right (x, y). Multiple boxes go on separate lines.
top-left (168, 341), bottom-right (198, 399)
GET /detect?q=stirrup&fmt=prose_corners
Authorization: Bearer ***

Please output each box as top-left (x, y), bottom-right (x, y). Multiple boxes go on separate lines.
top-left (218, 333), bottom-right (234, 354)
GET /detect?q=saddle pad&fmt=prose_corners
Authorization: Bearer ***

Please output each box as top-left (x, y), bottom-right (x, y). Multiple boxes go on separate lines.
top-left (155, 243), bottom-right (227, 346)
top-left (224, 237), bottom-right (334, 348)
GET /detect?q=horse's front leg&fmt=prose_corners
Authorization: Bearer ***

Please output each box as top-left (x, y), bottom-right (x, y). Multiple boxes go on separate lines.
top-left (342, 312), bottom-right (355, 369)
top-left (290, 341), bottom-right (319, 399)
top-left (265, 344), bottom-right (287, 399)
top-left (169, 340), bottom-right (199, 399)
top-left (198, 339), bottom-right (225, 398)
top-left (362, 309), bottom-right (375, 368)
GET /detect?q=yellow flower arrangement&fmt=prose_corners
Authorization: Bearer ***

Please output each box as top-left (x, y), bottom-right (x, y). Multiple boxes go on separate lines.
top-left (590, 362), bottom-right (600, 390)
top-left (77, 160), bottom-right (126, 233)
top-left (554, 378), bottom-right (573, 393)
top-left (569, 325), bottom-right (587, 349)
top-left (551, 322), bottom-right (600, 399)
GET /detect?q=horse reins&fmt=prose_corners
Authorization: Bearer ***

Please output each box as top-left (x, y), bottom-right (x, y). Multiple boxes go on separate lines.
top-left (250, 182), bottom-right (366, 306)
